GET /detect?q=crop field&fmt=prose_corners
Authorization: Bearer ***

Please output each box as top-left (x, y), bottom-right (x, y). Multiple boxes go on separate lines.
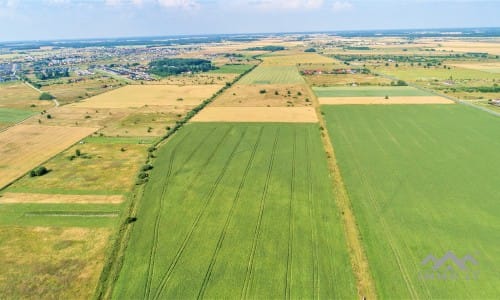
top-left (43, 76), bottom-right (124, 105)
top-left (305, 74), bottom-right (393, 87)
top-left (191, 107), bottom-right (318, 123)
top-left (319, 96), bottom-right (453, 105)
top-left (212, 84), bottom-right (312, 107)
top-left (261, 53), bottom-right (335, 66)
top-left (0, 226), bottom-right (112, 300)
top-left (113, 123), bottom-right (356, 299)
top-left (0, 193), bottom-right (124, 204)
top-left (209, 64), bottom-right (254, 74)
top-left (374, 65), bottom-right (499, 82)
top-left (0, 107), bottom-right (35, 123)
top-left (7, 139), bottom-right (148, 195)
top-left (323, 104), bottom-right (500, 298)
top-left (157, 73), bottom-right (238, 85)
top-left (71, 84), bottom-right (223, 108)
top-left (447, 62), bottom-right (500, 73)
top-left (23, 106), bottom-right (187, 137)
top-left (238, 66), bottom-right (305, 84)
top-left (0, 125), bottom-right (97, 190)
top-left (313, 86), bottom-right (432, 97)
top-left (0, 82), bottom-right (50, 110)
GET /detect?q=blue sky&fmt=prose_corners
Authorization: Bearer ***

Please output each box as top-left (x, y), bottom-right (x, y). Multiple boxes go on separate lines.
top-left (0, 0), bottom-right (499, 41)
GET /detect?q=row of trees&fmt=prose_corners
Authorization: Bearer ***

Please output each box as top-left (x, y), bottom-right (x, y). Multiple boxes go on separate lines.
top-left (148, 58), bottom-right (216, 77)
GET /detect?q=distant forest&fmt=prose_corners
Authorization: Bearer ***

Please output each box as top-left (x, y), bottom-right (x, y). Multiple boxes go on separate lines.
top-left (148, 58), bottom-right (216, 76)
top-left (245, 46), bottom-right (285, 52)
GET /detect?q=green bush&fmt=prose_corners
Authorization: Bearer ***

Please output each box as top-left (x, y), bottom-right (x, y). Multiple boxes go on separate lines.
top-left (30, 166), bottom-right (49, 177)
top-left (39, 92), bottom-right (54, 100)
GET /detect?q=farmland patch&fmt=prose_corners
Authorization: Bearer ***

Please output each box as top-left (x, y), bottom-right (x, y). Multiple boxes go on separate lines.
top-left (0, 125), bottom-right (97, 190)
top-left (238, 66), bottom-right (305, 84)
top-left (191, 107), bottom-right (318, 123)
top-left (319, 96), bottom-right (454, 105)
top-left (70, 84), bottom-right (223, 109)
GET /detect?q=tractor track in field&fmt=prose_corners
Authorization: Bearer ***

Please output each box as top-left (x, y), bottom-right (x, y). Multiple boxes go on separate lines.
top-left (285, 128), bottom-right (297, 300)
top-left (197, 127), bottom-right (264, 300)
top-left (305, 128), bottom-right (320, 299)
top-left (241, 127), bottom-right (280, 300)
top-left (143, 127), bottom-right (220, 299)
top-left (337, 126), bottom-right (419, 299)
top-left (305, 83), bottom-right (377, 299)
top-left (143, 131), bottom-right (193, 300)
top-left (152, 127), bottom-right (247, 300)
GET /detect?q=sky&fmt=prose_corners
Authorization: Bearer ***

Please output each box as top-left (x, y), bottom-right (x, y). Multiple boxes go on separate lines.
top-left (0, 0), bottom-right (499, 41)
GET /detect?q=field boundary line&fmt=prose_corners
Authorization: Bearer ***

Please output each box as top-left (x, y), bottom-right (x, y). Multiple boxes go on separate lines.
top-left (148, 125), bottom-right (232, 299)
top-left (374, 72), bottom-right (500, 117)
top-left (305, 128), bottom-right (320, 299)
top-left (305, 83), bottom-right (377, 300)
top-left (241, 127), bottom-right (280, 300)
top-left (285, 127), bottom-right (297, 300)
top-left (143, 130), bottom-right (193, 300)
top-left (197, 127), bottom-right (264, 299)
top-left (152, 127), bottom-right (247, 300)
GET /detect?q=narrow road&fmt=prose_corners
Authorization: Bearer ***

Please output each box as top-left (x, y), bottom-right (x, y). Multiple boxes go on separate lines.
top-left (19, 78), bottom-right (60, 107)
top-left (306, 84), bottom-right (377, 300)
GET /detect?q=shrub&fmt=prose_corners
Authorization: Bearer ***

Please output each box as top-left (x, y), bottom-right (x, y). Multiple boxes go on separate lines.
top-left (30, 166), bottom-right (48, 177)
top-left (137, 172), bottom-right (148, 179)
top-left (259, 89), bottom-right (266, 94)
top-left (142, 164), bottom-right (154, 171)
top-left (39, 92), bottom-right (54, 100)
top-left (76, 149), bottom-right (81, 157)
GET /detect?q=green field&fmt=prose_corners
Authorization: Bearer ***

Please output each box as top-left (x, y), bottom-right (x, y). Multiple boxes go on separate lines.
top-left (113, 123), bottom-right (356, 299)
top-left (238, 66), bottom-right (305, 84)
top-left (323, 104), bottom-right (500, 298)
top-left (376, 65), bottom-right (499, 82)
top-left (0, 203), bottom-right (121, 227)
top-left (0, 108), bottom-right (35, 123)
top-left (313, 86), bottom-right (432, 97)
top-left (209, 64), bottom-right (254, 74)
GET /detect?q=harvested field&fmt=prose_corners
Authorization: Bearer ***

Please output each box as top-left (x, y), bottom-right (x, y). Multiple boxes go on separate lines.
top-left (23, 106), bottom-right (188, 137)
top-left (0, 193), bottom-right (124, 204)
top-left (43, 76), bottom-right (123, 105)
top-left (319, 96), bottom-right (454, 105)
top-left (261, 53), bottom-right (335, 66)
top-left (0, 82), bottom-right (52, 110)
top-left (70, 84), bottom-right (223, 109)
top-left (157, 73), bottom-right (238, 85)
top-left (212, 84), bottom-right (313, 107)
top-left (0, 125), bottom-right (97, 189)
top-left (7, 141), bottom-right (148, 195)
top-left (238, 66), bottom-right (305, 84)
top-left (191, 107), bottom-right (318, 123)
top-left (0, 226), bottom-right (111, 300)
top-left (448, 62), bottom-right (500, 73)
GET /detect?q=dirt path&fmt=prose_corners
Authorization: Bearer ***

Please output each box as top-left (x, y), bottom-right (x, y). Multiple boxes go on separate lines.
top-left (306, 84), bottom-right (377, 300)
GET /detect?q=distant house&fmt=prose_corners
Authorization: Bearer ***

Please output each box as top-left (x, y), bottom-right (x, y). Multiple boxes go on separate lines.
top-left (488, 99), bottom-right (500, 106)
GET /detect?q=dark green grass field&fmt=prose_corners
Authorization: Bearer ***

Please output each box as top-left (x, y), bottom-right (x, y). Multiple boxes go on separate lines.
top-left (323, 104), bottom-right (500, 299)
top-left (313, 86), bottom-right (432, 97)
top-left (209, 64), bottom-right (254, 74)
top-left (113, 123), bottom-right (356, 299)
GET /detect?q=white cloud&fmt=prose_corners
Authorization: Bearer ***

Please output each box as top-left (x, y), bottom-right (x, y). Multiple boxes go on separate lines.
top-left (243, 0), bottom-right (324, 10)
top-left (332, 0), bottom-right (353, 12)
top-left (105, 0), bottom-right (122, 6)
top-left (157, 0), bottom-right (200, 9)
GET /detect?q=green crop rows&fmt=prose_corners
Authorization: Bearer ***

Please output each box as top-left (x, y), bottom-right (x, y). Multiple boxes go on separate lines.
top-left (113, 123), bottom-right (356, 299)
top-left (313, 86), bottom-right (432, 97)
top-left (323, 104), bottom-right (500, 299)
top-left (238, 66), bottom-right (305, 84)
